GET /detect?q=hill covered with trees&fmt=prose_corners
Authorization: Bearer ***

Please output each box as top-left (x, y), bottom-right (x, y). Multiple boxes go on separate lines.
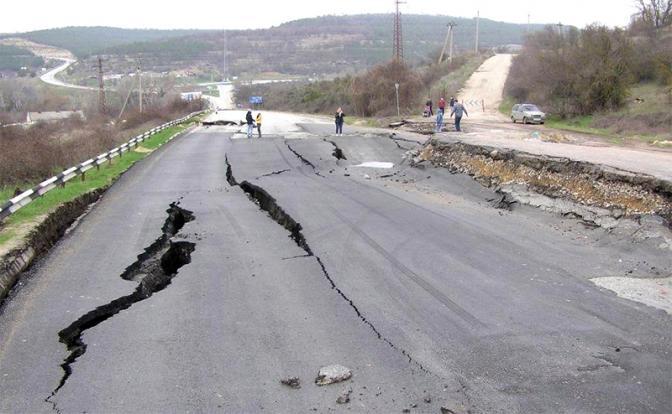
top-left (0, 45), bottom-right (44, 73)
top-left (63, 15), bottom-right (542, 79)
top-left (0, 27), bottom-right (209, 58)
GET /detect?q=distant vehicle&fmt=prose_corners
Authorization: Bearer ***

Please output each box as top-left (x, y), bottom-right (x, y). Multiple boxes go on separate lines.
top-left (511, 104), bottom-right (546, 124)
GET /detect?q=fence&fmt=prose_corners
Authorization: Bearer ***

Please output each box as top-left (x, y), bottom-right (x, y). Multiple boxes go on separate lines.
top-left (0, 111), bottom-right (205, 222)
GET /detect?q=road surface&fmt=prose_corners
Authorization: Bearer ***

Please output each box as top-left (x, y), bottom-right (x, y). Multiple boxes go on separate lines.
top-left (457, 54), bottom-right (513, 123)
top-left (39, 59), bottom-right (98, 91)
top-left (0, 111), bottom-right (670, 413)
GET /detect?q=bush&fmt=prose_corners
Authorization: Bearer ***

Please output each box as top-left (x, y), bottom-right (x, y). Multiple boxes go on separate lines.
top-left (0, 98), bottom-right (204, 187)
top-left (505, 25), bottom-right (634, 117)
top-left (350, 60), bottom-right (424, 117)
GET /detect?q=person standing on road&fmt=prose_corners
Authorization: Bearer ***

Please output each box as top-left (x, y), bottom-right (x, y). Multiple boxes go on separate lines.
top-left (426, 99), bottom-right (434, 116)
top-left (450, 101), bottom-right (468, 132)
top-left (256, 113), bottom-right (263, 138)
top-left (335, 107), bottom-right (345, 136)
top-left (246, 109), bottom-right (254, 139)
top-left (449, 96), bottom-right (456, 108)
top-left (435, 109), bottom-right (444, 133)
top-left (438, 97), bottom-right (446, 114)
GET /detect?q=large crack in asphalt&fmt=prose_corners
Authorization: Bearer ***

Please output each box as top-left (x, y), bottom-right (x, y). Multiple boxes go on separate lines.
top-left (285, 141), bottom-right (325, 177)
top-left (46, 203), bottom-right (196, 411)
top-left (225, 156), bottom-right (430, 375)
top-left (323, 139), bottom-right (347, 161)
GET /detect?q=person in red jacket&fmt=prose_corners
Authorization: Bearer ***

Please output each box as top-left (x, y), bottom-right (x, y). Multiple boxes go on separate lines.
top-left (438, 97), bottom-right (446, 114)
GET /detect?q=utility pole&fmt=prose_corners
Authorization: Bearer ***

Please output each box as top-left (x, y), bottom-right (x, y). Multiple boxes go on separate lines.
top-left (527, 13), bottom-right (531, 34)
top-left (96, 56), bottom-right (106, 115)
top-left (393, 0), bottom-right (406, 61)
top-left (448, 22), bottom-right (457, 64)
top-left (475, 11), bottom-right (480, 54)
top-left (438, 22), bottom-right (456, 64)
top-left (556, 22), bottom-right (564, 38)
top-left (394, 83), bottom-right (400, 118)
top-left (137, 66), bottom-right (143, 113)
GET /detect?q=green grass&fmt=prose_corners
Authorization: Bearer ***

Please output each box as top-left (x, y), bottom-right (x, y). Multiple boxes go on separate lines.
top-left (503, 83), bottom-right (671, 144)
top-left (0, 119), bottom-right (197, 249)
top-left (544, 115), bottom-right (612, 136)
top-left (499, 96), bottom-right (515, 117)
top-left (344, 116), bottom-right (382, 127)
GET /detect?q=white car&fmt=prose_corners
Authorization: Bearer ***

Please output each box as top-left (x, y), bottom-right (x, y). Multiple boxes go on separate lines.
top-left (511, 104), bottom-right (546, 124)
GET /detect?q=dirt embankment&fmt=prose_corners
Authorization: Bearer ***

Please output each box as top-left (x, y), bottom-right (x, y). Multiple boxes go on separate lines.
top-left (422, 141), bottom-right (672, 228)
top-left (0, 189), bottom-right (105, 302)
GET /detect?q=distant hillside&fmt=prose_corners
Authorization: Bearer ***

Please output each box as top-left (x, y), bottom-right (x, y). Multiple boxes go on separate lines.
top-left (0, 27), bottom-right (209, 58)
top-left (80, 14), bottom-right (544, 79)
top-left (0, 45), bottom-right (44, 72)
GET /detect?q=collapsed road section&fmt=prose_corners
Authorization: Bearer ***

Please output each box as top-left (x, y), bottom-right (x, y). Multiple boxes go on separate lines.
top-left (419, 141), bottom-right (672, 233)
top-left (46, 203), bottom-right (196, 407)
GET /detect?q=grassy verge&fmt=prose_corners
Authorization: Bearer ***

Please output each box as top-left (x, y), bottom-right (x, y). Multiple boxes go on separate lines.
top-left (498, 96), bottom-right (515, 117)
top-left (544, 115), bottom-right (612, 136)
top-left (344, 116), bottom-right (384, 128)
top-left (501, 83), bottom-right (671, 145)
top-left (0, 117), bottom-right (199, 252)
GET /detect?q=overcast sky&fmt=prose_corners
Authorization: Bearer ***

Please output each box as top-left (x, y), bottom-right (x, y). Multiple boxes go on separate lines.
top-left (2, 0), bottom-right (640, 33)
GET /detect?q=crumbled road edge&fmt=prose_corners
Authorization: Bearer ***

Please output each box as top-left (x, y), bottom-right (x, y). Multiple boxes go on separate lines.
top-left (422, 141), bottom-right (672, 228)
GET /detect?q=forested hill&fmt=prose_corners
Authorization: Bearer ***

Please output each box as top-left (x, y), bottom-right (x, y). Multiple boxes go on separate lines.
top-left (92, 14), bottom-right (543, 77)
top-left (0, 27), bottom-right (209, 57)
top-left (6, 15), bottom-right (544, 78)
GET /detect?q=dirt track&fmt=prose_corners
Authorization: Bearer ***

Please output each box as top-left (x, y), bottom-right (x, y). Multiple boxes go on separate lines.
top-left (457, 53), bottom-right (513, 121)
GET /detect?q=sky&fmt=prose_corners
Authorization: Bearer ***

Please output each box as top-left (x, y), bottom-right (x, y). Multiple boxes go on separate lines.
top-left (1, 0), bottom-right (640, 33)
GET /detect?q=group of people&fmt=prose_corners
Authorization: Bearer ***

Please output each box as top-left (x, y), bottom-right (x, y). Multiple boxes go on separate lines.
top-left (245, 108), bottom-right (346, 138)
top-left (245, 110), bottom-right (263, 138)
top-left (244, 100), bottom-right (464, 139)
top-left (430, 96), bottom-right (468, 133)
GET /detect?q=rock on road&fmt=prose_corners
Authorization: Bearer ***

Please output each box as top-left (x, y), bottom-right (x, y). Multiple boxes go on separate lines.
top-left (0, 112), bottom-right (670, 413)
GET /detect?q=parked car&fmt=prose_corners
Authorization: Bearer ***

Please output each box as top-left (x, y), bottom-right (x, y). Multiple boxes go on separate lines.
top-left (511, 104), bottom-right (546, 124)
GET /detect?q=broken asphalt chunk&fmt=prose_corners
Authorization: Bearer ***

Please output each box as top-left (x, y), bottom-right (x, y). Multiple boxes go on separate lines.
top-left (280, 377), bottom-right (301, 389)
top-left (336, 388), bottom-right (352, 404)
top-left (315, 364), bottom-right (352, 386)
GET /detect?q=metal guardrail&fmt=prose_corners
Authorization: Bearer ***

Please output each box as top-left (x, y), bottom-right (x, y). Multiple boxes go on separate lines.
top-left (0, 110), bottom-right (205, 222)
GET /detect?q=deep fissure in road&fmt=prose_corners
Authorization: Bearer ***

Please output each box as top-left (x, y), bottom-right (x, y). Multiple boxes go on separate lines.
top-left (225, 157), bottom-right (429, 374)
top-left (324, 139), bottom-right (347, 161)
top-left (46, 203), bottom-right (196, 406)
top-left (285, 141), bottom-right (324, 177)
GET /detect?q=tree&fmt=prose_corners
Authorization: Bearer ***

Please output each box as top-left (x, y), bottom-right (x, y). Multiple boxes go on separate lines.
top-left (635, 0), bottom-right (672, 30)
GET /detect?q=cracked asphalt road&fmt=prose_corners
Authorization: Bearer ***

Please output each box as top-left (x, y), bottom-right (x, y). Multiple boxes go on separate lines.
top-left (0, 118), bottom-right (670, 413)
